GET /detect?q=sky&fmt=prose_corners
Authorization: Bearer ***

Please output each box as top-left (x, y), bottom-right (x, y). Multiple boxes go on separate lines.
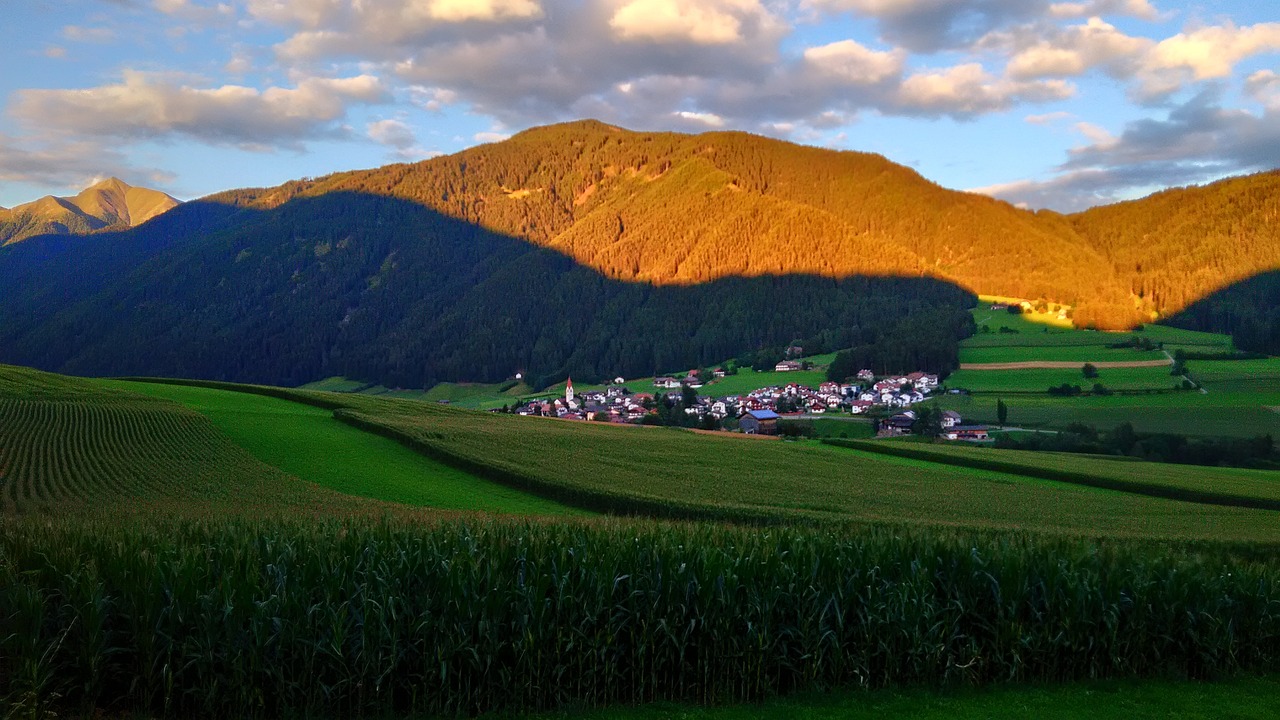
top-left (1, 0), bottom-right (1277, 212)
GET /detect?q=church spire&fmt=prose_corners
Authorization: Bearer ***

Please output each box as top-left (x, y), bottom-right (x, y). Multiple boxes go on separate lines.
top-left (565, 376), bottom-right (575, 403)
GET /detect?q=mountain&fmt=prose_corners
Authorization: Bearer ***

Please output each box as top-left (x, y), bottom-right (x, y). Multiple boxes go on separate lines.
top-left (0, 120), bottom-right (1275, 388)
top-left (0, 177), bottom-right (180, 245)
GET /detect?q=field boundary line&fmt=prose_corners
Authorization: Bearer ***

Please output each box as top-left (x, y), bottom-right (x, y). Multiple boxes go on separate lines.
top-left (821, 439), bottom-right (1280, 512)
top-left (960, 360), bottom-right (1173, 370)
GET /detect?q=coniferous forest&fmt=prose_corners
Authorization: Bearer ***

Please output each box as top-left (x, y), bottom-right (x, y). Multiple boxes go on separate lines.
top-left (1, 121), bottom-right (1276, 389)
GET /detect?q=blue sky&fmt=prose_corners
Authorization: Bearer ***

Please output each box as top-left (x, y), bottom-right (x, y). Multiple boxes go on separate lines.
top-left (1, 0), bottom-right (1277, 211)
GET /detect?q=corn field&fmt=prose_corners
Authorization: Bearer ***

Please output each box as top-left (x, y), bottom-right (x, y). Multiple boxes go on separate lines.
top-left (3, 515), bottom-right (1278, 718)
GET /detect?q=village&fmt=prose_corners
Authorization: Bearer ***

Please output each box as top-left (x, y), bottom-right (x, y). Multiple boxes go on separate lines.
top-left (511, 361), bottom-right (991, 441)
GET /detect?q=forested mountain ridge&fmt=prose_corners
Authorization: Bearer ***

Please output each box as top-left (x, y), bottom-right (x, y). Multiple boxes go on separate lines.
top-left (239, 121), bottom-right (1132, 323)
top-left (0, 178), bottom-right (180, 245)
top-left (204, 120), bottom-right (1277, 331)
top-left (0, 120), bottom-right (1276, 388)
top-left (0, 190), bottom-right (975, 388)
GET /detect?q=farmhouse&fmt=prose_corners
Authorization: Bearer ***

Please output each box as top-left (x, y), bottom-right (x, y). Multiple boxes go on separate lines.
top-left (775, 360), bottom-right (802, 372)
top-left (654, 377), bottom-right (682, 389)
top-left (739, 409), bottom-right (780, 435)
top-left (945, 425), bottom-right (991, 441)
top-left (941, 410), bottom-right (963, 429)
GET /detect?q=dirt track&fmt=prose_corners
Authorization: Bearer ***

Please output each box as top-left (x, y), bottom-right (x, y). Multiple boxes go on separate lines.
top-left (960, 359), bottom-right (1172, 370)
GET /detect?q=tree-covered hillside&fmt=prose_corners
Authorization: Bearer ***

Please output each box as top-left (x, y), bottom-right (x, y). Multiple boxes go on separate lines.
top-left (2, 120), bottom-right (1276, 387)
top-left (0, 191), bottom-right (974, 388)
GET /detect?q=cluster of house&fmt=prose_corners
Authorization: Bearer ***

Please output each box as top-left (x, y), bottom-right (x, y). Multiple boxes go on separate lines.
top-left (513, 368), bottom-right (972, 431)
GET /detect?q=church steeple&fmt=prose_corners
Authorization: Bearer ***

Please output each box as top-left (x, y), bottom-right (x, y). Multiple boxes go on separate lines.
top-left (565, 377), bottom-right (575, 403)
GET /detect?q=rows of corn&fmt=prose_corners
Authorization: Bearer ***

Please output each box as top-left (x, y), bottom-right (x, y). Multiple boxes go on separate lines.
top-left (3, 514), bottom-right (1279, 718)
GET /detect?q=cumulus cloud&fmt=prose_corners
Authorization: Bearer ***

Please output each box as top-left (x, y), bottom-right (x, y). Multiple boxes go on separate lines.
top-left (805, 0), bottom-right (1158, 53)
top-left (803, 40), bottom-right (905, 84)
top-left (975, 88), bottom-right (1280, 211)
top-left (1048, 0), bottom-right (1158, 21)
top-left (0, 133), bottom-right (166, 189)
top-left (11, 71), bottom-right (388, 149)
top-left (1135, 22), bottom-right (1280, 97)
top-left (609, 0), bottom-right (781, 45)
top-left (1245, 70), bottom-right (1280, 109)
top-left (1004, 17), bottom-right (1151, 80)
top-left (895, 63), bottom-right (1074, 116)
top-left (366, 118), bottom-right (437, 160)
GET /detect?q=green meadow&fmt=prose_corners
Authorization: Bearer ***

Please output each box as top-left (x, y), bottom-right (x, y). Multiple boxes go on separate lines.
top-left (946, 366), bottom-right (1181, 393)
top-left (108, 380), bottom-right (576, 515)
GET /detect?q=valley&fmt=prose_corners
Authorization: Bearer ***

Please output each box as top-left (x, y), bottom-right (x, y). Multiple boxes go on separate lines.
top-left (2, 124), bottom-right (1279, 720)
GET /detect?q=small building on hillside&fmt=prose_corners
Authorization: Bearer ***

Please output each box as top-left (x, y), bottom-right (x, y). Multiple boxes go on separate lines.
top-left (941, 410), bottom-right (963, 429)
top-left (945, 425), bottom-right (991, 441)
top-left (739, 409), bottom-right (780, 435)
top-left (654, 377), bottom-right (681, 389)
top-left (775, 360), bottom-right (802, 372)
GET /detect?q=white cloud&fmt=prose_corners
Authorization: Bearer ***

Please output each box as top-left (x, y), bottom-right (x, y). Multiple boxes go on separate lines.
top-left (11, 71), bottom-right (388, 149)
top-left (1025, 111), bottom-right (1073, 124)
top-left (672, 110), bottom-right (726, 127)
top-left (1049, 0), bottom-right (1158, 21)
top-left (0, 133), bottom-right (166, 189)
top-left (1136, 22), bottom-right (1280, 97)
top-left (425, 0), bottom-right (542, 22)
top-left (474, 131), bottom-right (512, 143)
top-left (975, 89), bottom-right (1280, 211)
top-left (1073, 121), bottom-right (1117, 148)
top-left (896, 63), bottom-right (1074, 116)
top-left (1004, 18), bottom-right (1151, 80)
top-left (609, 0), bottom-right (780, 45)
top-left (1245, 70), bottom-right (1280, 109)
top-left (803, 39), bottom-right (905, 84)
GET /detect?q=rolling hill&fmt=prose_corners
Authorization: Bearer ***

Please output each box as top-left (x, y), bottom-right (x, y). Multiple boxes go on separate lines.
top-left (0, 121), bottom-right (1276, 388)
top-left (0, 177), bottom-right (180, 245)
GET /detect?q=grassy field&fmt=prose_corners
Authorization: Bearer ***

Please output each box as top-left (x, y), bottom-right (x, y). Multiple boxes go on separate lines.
top-left (108, 381), bottom-right (577, 515)
top-left (247, 385), bottom-right (1280, 542)
top-left (933, 391), bottom-right (1280, 438)
top-left (1191, 358), bottom-right (1280, 394)
top-left (5, 366), bottom-right (1280, 720)
top-left (946, 366), bottom-right (1182, 393)
top-left (960, 346), bottom-right (1169, 364)
top-left (823, 438), bottom-right (1280, 509)
top-left (0, 366), bottom-right (372, 515)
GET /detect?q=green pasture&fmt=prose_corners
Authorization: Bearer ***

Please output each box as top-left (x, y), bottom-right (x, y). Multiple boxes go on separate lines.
top-left (823, 438), bottom-right (1280, 508)
top-left (107, 380), bottom-right (577, 515)
top-left (960, 346), bottom-right (1168, 364)
top-left (1190, 358), bottom-right (1280, 394)
top-left (272, 387), bottom-right (1280, 542)
top-left (933, 391), bottom-right (1280, 438)
top-left (946, 366), bottom-right (1182, 393)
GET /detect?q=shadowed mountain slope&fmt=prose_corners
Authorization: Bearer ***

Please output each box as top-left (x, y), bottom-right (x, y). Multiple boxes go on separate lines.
top-left (0, 191), bottom-right (975, 388)
top-left (1, 121), bottom-right (1276, 386)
